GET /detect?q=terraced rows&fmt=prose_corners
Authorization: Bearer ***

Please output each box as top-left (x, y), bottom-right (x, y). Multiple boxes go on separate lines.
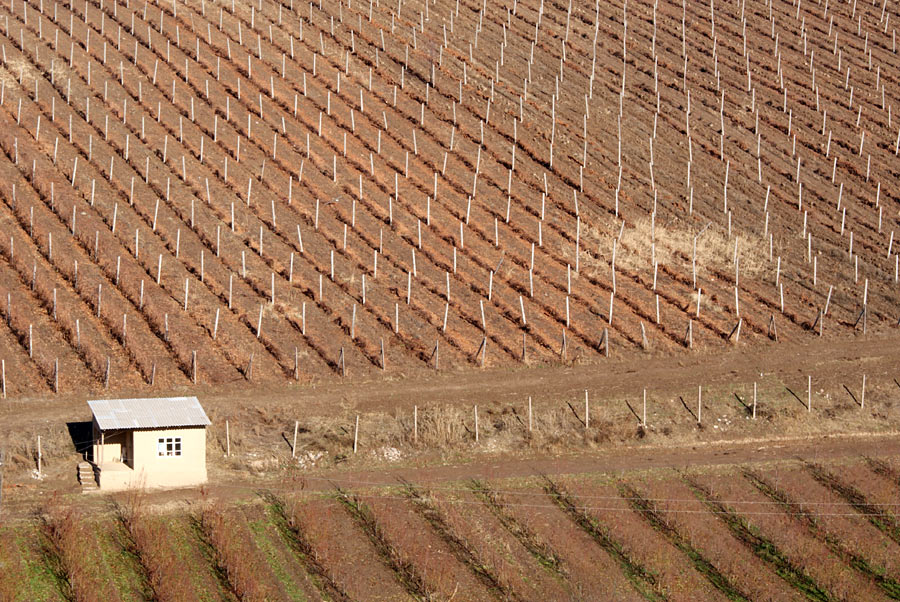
top-left (3, 459), bottom-right (900, 600)
top-left (0, 0), bottom-right (898, 393)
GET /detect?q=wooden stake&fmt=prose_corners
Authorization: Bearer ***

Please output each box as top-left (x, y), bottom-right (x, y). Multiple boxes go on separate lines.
top-left (37, 435), bottom-right (41, 477)
top-left (413, 405), bottom-right (418, 444)
top-left (226, 420), bottom-right (231, 456)
top-left (861, 374), bottom-right (866, 408)
top-left (1, 359), bottom-right (5, 398)
top-left (474, 405), bottom-right (479, 442)
top-left (642, 389), bottom-right (647, 427)
top-left (353, 415), bottom-right (359, 453)
top-left (584, 390), bottom-right (589, 429)
top-left (698, 386), bottom-right (702, 424)
top-left (752, 382), bottom-right (757, 419)
top-left (528, 396), bottom-right (533, 432)
top-left (292, 421), bottom-right (299, 458)
top-left (808, 375), bottom-right (812, 412)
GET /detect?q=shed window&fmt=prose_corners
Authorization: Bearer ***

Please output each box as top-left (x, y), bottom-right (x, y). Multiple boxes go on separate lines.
top-left (157, 437), bottom-right (182, 457)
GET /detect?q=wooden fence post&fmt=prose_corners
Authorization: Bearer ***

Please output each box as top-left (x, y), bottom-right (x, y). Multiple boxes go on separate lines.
top-left (642, 389), bottom-right (647, 427)
top-left (584, 390), bottom-right (589, 429)
top-left (226, 420), bottom-right (231, 457)
top-left (698, 386), bottom-right (702, 424)
top-left (753, 382), bottom-right (757, 419)
top-left (413, 405), bottom-right (418, 444)
top-left (353, 415), bottom-right (359, 453)
top-left (808, 376), bottom-right (812, 412)
top-left (37, 435), bottom-right (41, 478)
top-left (528, 396), bottom-right (533, 432)
top-left (474, 405), bottom-right (479, 442)
top-left (292, 421), bottom-right (299, 458)
top-left (0, 448), bottom-right (4, 518)
top-left (861, 374), bottom-right (866, 409)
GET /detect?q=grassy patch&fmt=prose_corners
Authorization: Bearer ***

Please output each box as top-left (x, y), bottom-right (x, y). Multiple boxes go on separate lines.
top-left (335, 488), bottom-right (432, 600)
top-left (541, 478), bottom-right (666, 602)
top-left (247, 512), bottom-right (309, 602)
top-left (402, 482), bottom-right (520, 601)
top-left (470, 480), bottom-right (567, 579)
top-left (264, 493), bottom-right (351, 602)
top-left (808, 463), bottom-right (900, 548)
top-left (93, 517), bottom-right (155, 601)
top-left (620, 483), bottom-right (750, 601)
top-left (745, 471), bottom-right (900, 600)
top-left (0, 526), bottom-right (65, 602)
top-left (684, 477), bottom-right (833, 602)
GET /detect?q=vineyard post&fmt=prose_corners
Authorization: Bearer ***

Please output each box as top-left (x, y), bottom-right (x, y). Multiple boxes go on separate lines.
top-left (0, 448), bottom-right (4, 519)
top-left (861, 374), bottom-right (866, 409)
top-left (474, 405), bottom-right (479, 443)
top-left (292, 421), bottom-right (299, 458)
top-left (642, 389), bottom-right (647, 428)
top-left (104, 357), bottom-right (110, 389)
top-left (353, 415), bottom-right (359, 453)
top-left (191, 351), bottom-right (197, 384)
top-left (808, 376), bottom-right (812, 412)
top-left (2, 359), bottom-right (7, 398)
top-left (413, 405), bottom-right (418, 444)
top-left (528, 396), bottom-right (533, 432)
top-left (584, 390), bottom-right (589, 429)
top-left (698, 386), bottom-right (702, 425)
top-left (753, 382), bottom-right (757, 419)
top-left (294, 347), bottom-right (299, 380)
top-left (37, 435), bottom-right (41, 478)
top-left (226, 420), bottom-right (230, 457)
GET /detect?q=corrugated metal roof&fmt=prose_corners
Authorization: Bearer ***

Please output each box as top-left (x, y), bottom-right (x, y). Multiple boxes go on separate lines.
top-left (88, 396), bottom-right (211, 430)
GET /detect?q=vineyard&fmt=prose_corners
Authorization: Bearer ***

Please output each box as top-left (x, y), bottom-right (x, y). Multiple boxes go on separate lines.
top-left (2, 456), bottom-right (900, 600)
top-left (0, 0), bottom-right (896, 395)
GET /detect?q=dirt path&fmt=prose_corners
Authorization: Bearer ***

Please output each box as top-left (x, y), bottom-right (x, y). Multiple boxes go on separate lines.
top-left (231, 429), bottom-right (900, 492)
top-left (3, 330), bottom-right (898, 430)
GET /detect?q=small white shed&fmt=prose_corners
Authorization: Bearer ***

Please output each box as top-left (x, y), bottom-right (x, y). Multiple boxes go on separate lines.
top-left (88, 396), bottom-right (211, 491)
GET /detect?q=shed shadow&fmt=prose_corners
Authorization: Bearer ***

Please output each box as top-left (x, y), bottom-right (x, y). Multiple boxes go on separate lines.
top-left (66, 421), bottom-right (93, 460)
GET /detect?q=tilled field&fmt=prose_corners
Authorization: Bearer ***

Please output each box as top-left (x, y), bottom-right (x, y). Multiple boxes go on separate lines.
top-left (4, 457), bottom-right (900, 600)
top-left (0, 0), bottom-right (898, 394)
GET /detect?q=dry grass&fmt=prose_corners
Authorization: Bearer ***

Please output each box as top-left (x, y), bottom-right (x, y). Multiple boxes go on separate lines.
top-left (0, 528), bottom-right (24, 600)
top-left (581, 218), bottom-right (767, 280)
top-left (40, 497), bottom-right (121, 602)
top-left (116, 491), bottom-right (192, 602)
top-left (199, 501), bottom-right (277, 602)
